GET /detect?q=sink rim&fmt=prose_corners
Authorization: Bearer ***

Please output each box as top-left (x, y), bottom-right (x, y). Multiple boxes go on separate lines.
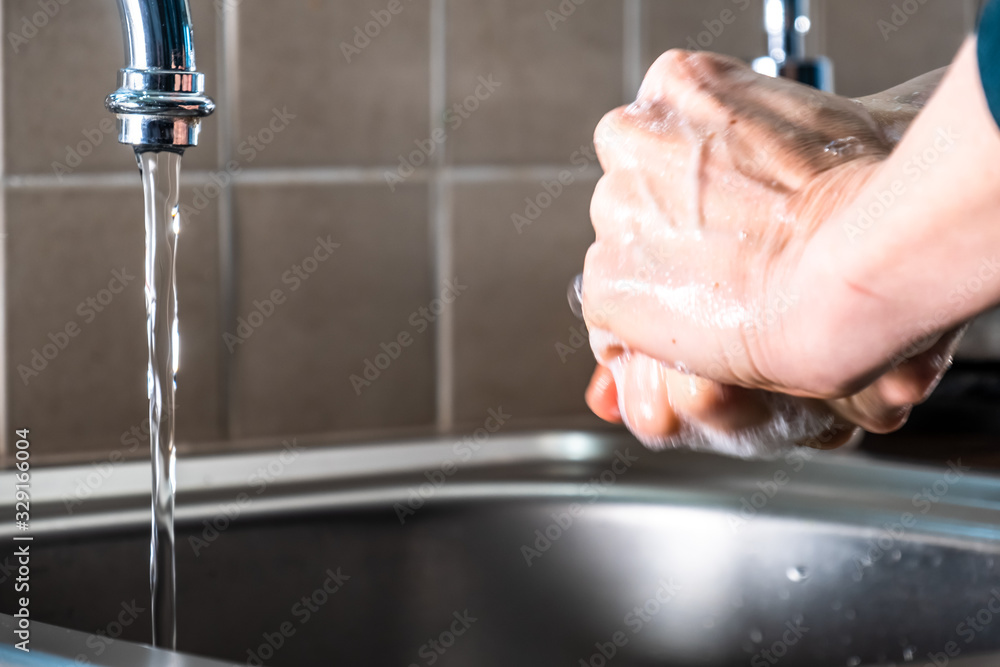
top-left (4, 430), bottom-right (1000, 551)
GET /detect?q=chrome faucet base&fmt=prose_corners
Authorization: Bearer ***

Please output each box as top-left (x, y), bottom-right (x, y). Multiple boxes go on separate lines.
top-left (753, 55), bottom-right (834, 92)
top-left (754, 0), bottom-right (834, 92)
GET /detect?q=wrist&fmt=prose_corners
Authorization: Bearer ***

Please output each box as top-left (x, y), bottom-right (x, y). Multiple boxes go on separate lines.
top-left (783, 158), bottom-right (891, 397)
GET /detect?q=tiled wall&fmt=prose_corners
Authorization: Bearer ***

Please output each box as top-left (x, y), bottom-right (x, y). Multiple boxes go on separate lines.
top-left (0, 0), bottom-right (981, 465)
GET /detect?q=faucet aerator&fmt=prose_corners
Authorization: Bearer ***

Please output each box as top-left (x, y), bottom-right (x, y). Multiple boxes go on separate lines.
top-left (106, 0), bottom-right (215, 150)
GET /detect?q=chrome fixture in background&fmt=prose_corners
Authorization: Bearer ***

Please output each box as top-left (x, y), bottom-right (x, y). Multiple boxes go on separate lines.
top-left (106, 0), bottom-right (215, 149)
top-left (753, 0), bottom-right (834, 91)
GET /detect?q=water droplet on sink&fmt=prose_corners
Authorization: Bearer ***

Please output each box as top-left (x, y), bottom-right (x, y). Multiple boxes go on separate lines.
top-left (931, 554), bottom-right (944, 567)
top-left (778, 589), bottom-right (790, 600)
top-left (845, 608), bottom-right (857, 621)
top-left (786, 566), bottom-right (809, 582)
top-left (890, 549), bottom-right (902, 563)
top-left (832, 600), bottom-right (843, 611)
top-left (903, 646), bottom-right (916, 661)
top-left (847, 656), bottom-right (861, 666)
top-left (750, 628), bottom-right (763, 643)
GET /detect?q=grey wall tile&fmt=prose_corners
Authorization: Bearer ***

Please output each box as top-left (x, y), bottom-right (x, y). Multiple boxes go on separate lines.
top-left (5, 185), bottom-right (223, 460)
top-left (230, 183), bottom-right (434, 438)
top-left (3, 0), bottom-right (219, 175)
top-left (643, 0), bottom-right (765, 69)
top-left (237, 0), bottom-right (430, 168)
top-left (451, 178), bottom-right (603, 426)
top-left (825, 0), bottom-right (968, 97)
top-left (446, 0), bottom-right (624, 165)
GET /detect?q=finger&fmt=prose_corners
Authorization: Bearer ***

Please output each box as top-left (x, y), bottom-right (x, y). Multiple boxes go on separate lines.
top-left (638, 51), bottom-right (888, 190)
top-left (585, 365), bottom-right (622, 424)
top-left (873, 359), bottom-right (943, 408)
top-left (662, 372), bottom-right (772, 433)
top-left (796, 419), bottom-right (861, 450)
top-left (876, 326), bottom-right (964, 405)
top-left (619, 355), bottom-right (682, 439)
top-left (590, 170), bottom-right (647, 243)
top-left (637, 49), bottom-right (746, 109)
top-left (593, 105), bottom-right (676, 178)
top-left (582, 241), bottom-right (756, 391)
top-left (594, 100), bottom-right (709, 194)
top-left (828, 327), bottom-right (965, 434)
top-left (593, 106), bottom-right (636, 174)
top-left (827, 389), bottom-right (913, 434)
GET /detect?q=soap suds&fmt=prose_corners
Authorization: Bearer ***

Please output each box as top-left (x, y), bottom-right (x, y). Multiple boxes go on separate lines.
top-left (590, 328), bottom-right (835, 460)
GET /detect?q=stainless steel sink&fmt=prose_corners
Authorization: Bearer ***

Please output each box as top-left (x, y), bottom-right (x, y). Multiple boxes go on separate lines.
top-left (3, 430), bottom-right (1000, 666)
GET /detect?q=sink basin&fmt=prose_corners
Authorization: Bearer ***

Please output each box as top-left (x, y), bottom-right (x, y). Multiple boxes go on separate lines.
top-left (3, 431), bottom-right (1000, 666)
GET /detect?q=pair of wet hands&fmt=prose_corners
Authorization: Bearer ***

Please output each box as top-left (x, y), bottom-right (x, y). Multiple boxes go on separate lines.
top-left (580, 51), bottom-right (961, 457)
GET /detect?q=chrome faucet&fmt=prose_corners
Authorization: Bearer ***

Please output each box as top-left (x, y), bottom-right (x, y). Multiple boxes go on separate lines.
top-left (106, 0), bottom-right (215, 150)
top-left (753, 0), bottom-right (834, 92)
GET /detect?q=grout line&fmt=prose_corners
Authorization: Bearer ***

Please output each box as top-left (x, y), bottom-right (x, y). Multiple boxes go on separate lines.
top-left (232, 167), bottom-right (430, 185)
top-left (2, 165), bottom-right (603, 190)
top-left (0, 1), bottom-right (7, 465)
top-left (445, 165), bottom-right (603, 183)
top-left (6, 172), bottom-right (142, 189)
top-left (217, 1), bottom-right (240, 440)
top-left (4, 169), bottom-right (421, 189)
top-left (624, 0), bottom-right (643, 101)
top-left (430, 0), bottom-right (453, 432)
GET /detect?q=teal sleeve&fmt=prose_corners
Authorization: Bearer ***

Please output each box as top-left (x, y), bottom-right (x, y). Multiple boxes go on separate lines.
top-left (979, 0), bottom-right (1000, 129)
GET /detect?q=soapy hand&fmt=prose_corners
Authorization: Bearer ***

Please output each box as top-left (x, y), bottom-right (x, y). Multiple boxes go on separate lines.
top-left (583, 51), bottom-right (962, 453)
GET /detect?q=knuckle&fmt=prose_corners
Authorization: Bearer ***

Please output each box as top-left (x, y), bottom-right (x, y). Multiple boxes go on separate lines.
top-left (642, 49), bottom-right (733, 119)
top-left (648, 49), bottom-right (690, 78)
top-left (646, 49), bottom-right (726, 88)
top-left (898, 378), bottom-right (935, 406)
top-left (866, 406), bottom-right (912, 434)
top-left (589, 174), bottom-right (619, 236)
top-left (884, 361), bottom-right (945, 407)
top-left (908, 373), bottom-right (942, 405)
top-left (594, 106), bottom-right (628, 152)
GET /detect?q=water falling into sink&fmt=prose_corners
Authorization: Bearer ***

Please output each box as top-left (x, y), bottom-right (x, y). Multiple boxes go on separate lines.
top-left (136, 149), bottom-right (182, 649)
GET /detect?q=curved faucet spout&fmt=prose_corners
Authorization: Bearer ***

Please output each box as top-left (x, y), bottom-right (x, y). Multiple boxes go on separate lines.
top-left (106, 0), bottom-right (215, 149)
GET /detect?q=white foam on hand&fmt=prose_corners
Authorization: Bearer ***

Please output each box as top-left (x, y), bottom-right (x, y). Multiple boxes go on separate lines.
top-left (590, 328), bottom-right (836, 460)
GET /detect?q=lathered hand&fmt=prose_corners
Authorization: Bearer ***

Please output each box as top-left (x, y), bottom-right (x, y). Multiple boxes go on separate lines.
top-left (583, 51), bottom-right (961, 451)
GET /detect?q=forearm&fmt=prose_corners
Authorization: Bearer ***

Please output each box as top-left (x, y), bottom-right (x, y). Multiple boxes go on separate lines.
top-left (807, 38), bottom-right (1000, 386)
